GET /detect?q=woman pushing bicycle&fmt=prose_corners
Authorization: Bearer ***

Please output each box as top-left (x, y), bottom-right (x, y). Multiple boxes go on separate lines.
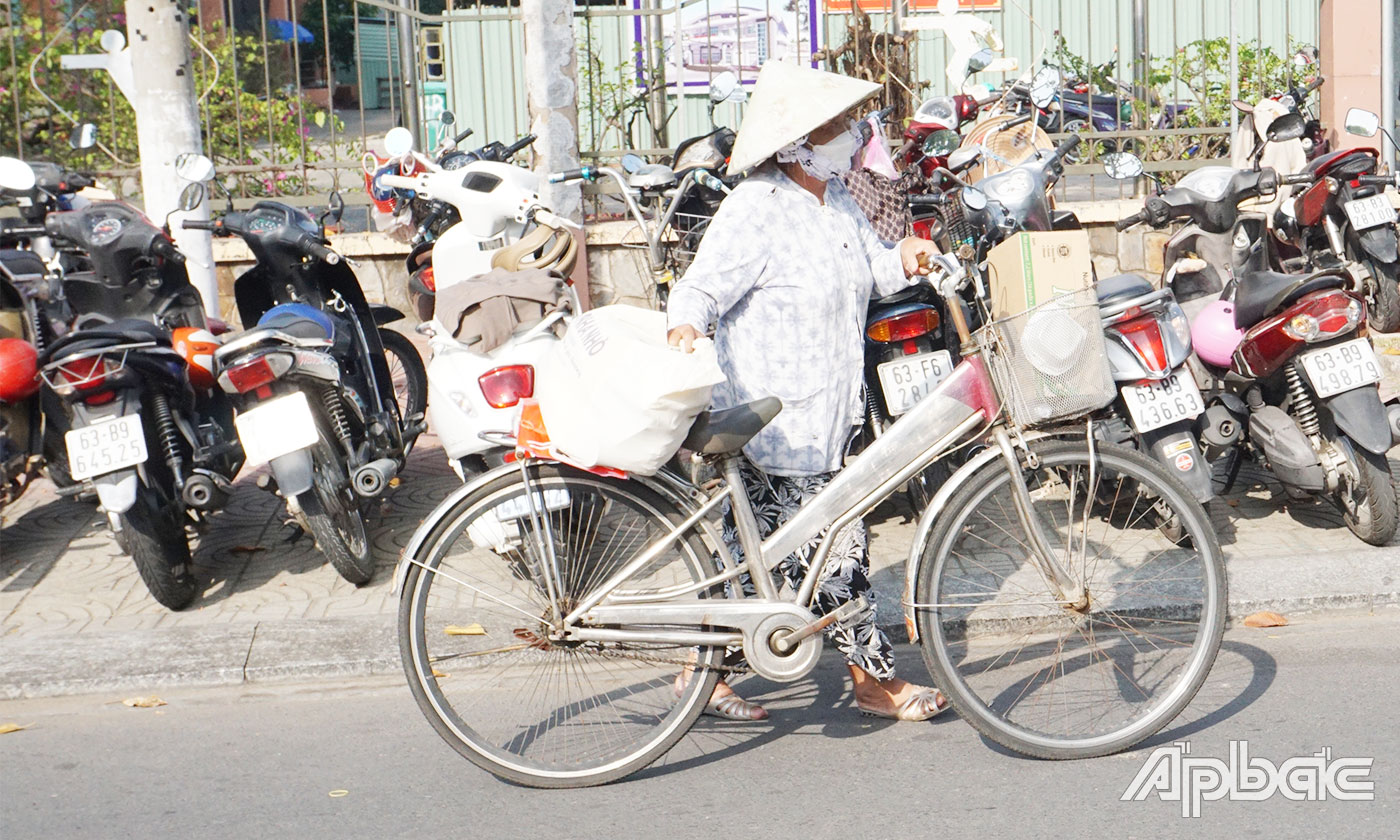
top-left (666, 61), bottom-right (946, 722)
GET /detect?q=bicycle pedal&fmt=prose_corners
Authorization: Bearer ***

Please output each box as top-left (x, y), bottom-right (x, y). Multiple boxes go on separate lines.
top-left (832, 595), bottom-right (873, 629)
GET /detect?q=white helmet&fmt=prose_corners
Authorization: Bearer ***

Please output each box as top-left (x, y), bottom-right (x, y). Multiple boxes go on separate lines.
top-left (726, 61), bottom-right (881, 174)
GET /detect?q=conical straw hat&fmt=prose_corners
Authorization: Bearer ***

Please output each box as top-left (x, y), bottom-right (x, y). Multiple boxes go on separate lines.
top-left (727, 61), bottom-right (882, 174)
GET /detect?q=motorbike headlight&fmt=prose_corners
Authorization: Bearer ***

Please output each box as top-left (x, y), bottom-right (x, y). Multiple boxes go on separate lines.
top-left (673, 139), bottom-right (725, 173)
top-left (1177, 167), bottom-right (1232, 201)
top-left (983, 169), bottom-right (1035, 204)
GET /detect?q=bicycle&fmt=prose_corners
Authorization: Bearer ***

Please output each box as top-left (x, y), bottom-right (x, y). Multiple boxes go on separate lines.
top-left (394, 253), bottom-right (1227, 787)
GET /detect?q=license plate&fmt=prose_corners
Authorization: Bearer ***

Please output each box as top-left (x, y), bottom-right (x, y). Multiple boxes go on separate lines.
top-left (234, 391), bottom-right (319, 466)
top-left (66, 414), bottom-right (148, 481)
top-left (493, 489), bottom-right (571, 521)
top-left (1120, 371), bottom-right (1205, 433)
top-left (1298, 338), bottom-right (1382, 397)
top-left (1343, 194), bottom-right (1397, 231)
top-left (877, 350), bottom-right (954, 416)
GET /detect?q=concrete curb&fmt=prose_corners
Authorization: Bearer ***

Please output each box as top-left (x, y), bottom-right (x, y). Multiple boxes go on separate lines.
top-left (5, 564), bottom-right (1398, 700)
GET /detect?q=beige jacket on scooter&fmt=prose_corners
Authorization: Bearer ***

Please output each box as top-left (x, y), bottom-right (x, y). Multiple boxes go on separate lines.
top-left (1231, 97), bottom-right (1307, 218)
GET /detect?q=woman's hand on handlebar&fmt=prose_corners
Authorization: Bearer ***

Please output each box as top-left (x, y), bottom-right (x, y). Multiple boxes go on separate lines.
top-left (667, 324), bottom-right (701, 354)
top-left (899, 237), bottom-right (941, 277)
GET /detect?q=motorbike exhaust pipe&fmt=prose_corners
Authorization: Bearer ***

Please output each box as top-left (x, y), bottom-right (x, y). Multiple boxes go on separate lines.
top-left (352, 458), bottom-right (398, 498)
top-left (1197, 404), bottom-right (1244, 449)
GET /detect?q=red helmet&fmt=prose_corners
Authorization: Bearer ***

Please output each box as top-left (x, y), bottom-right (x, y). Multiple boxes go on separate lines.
top-left (172, 327), bottom-right (221, 390)
top-left (0, 337), bottom-right (40, 403)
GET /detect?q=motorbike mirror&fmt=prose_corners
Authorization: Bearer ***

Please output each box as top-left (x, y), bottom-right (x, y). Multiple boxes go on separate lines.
top-left (965, 47), bottom-right (993, 75)
top-left (439, 110), bottom-right (455, 128)
top-left (320, 190), bottom-right (345, 229)
top-left (1293, 46), bottom-right (1318, 66)
top-left (174, 152), bottom-right (216, 183)
top-left (68, 123), bottom-right (98, 150)
top-left (947, 146), bottom-right (982, 173)
top-left (708, 71), bottom-right (744, 104)
top-left (922, 129), bottom-right (961, 158)
top-left (1030, 66), bottom-right (1062, 109)
top-left (176, 182), bottom-right (205, 212)
top-left (0, 156), bottom-right (37, 192)
top-left (1232, 99), bottom-right (1255, 115)
top-left (619, 153), bottom-right (645, 174)
top-left (384, 126), bottom-right (415, 158)
top-left (1265, 111), bottom-right (1306, 142)
top-left (1344, 108), bottom-right (1380, 138)
top-left (1101, 151), bottom-right (1144, 180)
top-left (961, 186), bottom-right (988, 212)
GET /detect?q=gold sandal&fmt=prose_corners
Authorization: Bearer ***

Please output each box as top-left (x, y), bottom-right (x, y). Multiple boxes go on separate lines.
top-left (858, 688), bottom-right (948, 722)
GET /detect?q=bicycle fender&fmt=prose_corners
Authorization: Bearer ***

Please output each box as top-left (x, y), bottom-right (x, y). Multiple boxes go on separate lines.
top-left (902, 431), bottom-right (1052, 643)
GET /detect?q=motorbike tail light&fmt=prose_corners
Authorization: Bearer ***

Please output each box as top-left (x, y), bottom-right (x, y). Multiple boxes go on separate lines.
top-left (479, 364), bottom-right (535, 409)
top-left (867, 309), bottom-right (940, 343)
top-left (956, 95), bottom-right (978, 122)
top-left (419, 265), bottom-right (436, 293)
top-left (220, 353), bottom-right (293, 394)
top-left (1294, 178), bottom-right (1333, 227)
top-left (1112, 314), bottom-right (1169, 377)
top-left (1281, 294), bottom-right (1364, 342)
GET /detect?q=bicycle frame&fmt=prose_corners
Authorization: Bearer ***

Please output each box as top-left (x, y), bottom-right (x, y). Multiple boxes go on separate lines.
top-left (395, 262), bottom-right (1090, 684)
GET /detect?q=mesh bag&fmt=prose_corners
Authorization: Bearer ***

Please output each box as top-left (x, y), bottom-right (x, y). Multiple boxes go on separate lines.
top-left (977, 288), bottom-right (1115, 427)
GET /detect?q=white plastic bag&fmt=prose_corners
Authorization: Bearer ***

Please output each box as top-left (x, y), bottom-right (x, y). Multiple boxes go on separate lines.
top-left (535, 306), bottom-right (725, 474)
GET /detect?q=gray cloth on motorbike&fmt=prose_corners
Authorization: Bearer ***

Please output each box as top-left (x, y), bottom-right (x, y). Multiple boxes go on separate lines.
top-left (436, 267), bottom-right (568, 353)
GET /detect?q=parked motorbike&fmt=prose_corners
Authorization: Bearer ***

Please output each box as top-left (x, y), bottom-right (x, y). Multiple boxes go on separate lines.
top-left (1270, 107), bottom-right (1400, 332)
top-left (33, 178), bottom-right (242, 608)
top-left (187, 189), bottom-right (426, 582)
top-left (371, 126), bottom-right (540, 321)
top-left (1109, 117), bottom-right (1397, 545)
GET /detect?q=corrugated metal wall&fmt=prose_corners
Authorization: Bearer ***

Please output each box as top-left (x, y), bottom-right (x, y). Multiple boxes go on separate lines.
top-left (440, 1), bottom-right (1320, 158)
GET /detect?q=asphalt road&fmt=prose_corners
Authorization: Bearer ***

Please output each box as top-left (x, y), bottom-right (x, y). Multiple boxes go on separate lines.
top-left (2, 609), bottom-right (1397, 839)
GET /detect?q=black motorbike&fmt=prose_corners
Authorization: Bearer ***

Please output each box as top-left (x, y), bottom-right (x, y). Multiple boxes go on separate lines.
top-left (187, 197), bottom-right (427, 583)
top-left (36, 194), bottom-right (243, 609)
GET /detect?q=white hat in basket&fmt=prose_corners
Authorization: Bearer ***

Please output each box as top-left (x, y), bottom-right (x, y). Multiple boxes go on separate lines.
top-left (726, 61), bottom-right (882, 174)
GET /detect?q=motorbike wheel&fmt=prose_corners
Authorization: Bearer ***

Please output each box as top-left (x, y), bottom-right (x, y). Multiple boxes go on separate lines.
top-left (300, 437), bottom-right (375, 585)
top-left (377, 328), bottom-right (428, 424)
top-left (1333, 438), bottom-right (1398, 546)
top-left (1365, 260), bottom-right (1400, 334)
top-left (119, 489), bottom-right (199, 610)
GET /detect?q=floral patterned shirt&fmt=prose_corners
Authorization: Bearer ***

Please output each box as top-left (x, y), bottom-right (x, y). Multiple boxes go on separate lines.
top-left (667, 165), bottom-right (912, 476)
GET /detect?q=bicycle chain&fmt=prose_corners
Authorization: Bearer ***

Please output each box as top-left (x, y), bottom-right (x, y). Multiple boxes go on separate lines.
top-left (513, 628), bottom-right (750, 674)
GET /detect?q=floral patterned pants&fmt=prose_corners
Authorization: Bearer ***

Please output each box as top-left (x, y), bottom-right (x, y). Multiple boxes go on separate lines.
top-left (721, 460), bottom-right (896, 679)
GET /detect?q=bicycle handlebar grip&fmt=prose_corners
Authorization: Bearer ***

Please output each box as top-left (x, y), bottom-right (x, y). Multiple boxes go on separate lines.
top-left (453, 127), bottom-right (474, 144)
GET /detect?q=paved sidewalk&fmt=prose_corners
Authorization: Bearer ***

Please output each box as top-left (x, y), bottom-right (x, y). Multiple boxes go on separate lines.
top-left (3, 436), bottom-right (1400, 699)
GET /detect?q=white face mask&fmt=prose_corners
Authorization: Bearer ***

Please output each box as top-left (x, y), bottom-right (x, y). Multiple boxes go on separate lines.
top-left (777, 126), bottom-right (860, 182)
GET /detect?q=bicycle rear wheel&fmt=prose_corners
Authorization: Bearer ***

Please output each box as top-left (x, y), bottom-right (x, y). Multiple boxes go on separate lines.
top-left (398, 463), bottom-right (724, 787)
top-left (914, 439), bottom-right (1225, 759)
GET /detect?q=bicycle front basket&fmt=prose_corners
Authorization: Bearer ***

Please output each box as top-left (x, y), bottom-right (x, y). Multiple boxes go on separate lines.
top-left (977, 288), bottom-right (1115, 427)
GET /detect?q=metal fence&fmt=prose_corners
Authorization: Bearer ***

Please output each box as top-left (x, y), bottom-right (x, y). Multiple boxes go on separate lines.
top-left (1, 0), bottom-right (1322, 223)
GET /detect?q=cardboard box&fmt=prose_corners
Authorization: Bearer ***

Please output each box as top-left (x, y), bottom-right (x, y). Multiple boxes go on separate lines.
top-left (985, 230), bottom-right (1095, 320)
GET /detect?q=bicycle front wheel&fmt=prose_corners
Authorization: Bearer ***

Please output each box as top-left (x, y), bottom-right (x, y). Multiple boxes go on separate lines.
top-left (398, 463), bottom-right (725, 788)
top-left (915, 440), bottom-right (1225, 759)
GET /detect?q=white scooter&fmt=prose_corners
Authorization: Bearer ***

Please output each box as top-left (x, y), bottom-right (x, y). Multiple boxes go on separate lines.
top-left (373, 128), bottom-right (580, 479)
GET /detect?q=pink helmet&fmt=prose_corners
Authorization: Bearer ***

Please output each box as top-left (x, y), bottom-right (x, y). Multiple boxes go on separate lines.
top-left (1191, 299), bottom-right (1244, 368)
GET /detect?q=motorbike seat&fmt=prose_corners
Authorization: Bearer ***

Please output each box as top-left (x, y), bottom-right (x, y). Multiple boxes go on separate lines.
top-left (682, 397), bottom-right (783, 456)
top-left (255, 303), bottom-right (336, 342)
top-left (1095, 273), bottom-right (1155, 307)
top-left (869, 285), bottom-right (929, 308)
top-left (1232, 268), bottom-right (1349, 329)
top-left (42, 318), bottom-right (169, 363)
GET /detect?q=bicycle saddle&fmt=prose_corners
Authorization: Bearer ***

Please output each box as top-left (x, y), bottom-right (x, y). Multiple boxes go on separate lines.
top-left (682, 397), bottom-right (783, 456)
top-left (1231, 268), bottom-right (1349, 329)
